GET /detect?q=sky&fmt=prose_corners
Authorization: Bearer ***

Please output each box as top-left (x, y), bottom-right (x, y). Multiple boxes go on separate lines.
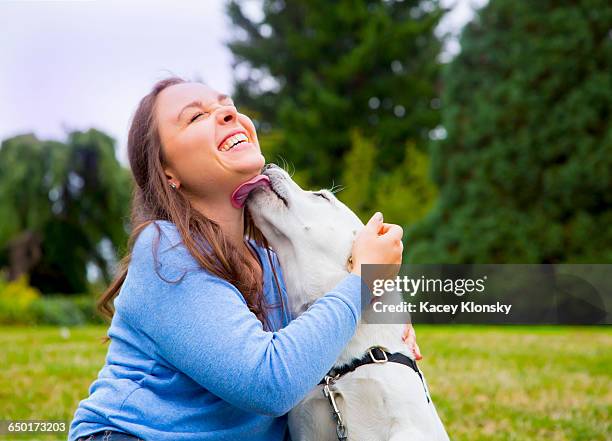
top-left (0, 0), bottom-right (487, 165)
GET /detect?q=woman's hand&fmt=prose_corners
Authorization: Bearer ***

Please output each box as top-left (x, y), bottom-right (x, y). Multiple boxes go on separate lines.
top-left (350, 212), bottom-right (403, 277)
top-left (402, 324), bottom-right (423, 360)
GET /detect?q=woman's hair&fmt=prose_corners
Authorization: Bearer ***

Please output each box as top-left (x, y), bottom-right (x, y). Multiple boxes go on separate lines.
top-left (97, 76), bottom-right (284, 341)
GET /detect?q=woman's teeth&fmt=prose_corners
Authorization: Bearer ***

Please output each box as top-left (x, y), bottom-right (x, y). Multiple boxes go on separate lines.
top-left (219, 133), bottom-right (249, 152)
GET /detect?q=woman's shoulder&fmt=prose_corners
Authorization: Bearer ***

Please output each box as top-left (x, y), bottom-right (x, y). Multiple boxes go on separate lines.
top-left (130, 220), bottom-right (199, 278)
top-left (134, 220), bottom-right (181, 250)
top-left (117, 222), bottom-right (232, 320)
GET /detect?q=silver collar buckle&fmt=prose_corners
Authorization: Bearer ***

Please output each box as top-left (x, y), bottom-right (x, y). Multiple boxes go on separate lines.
top-left (368, 346), bottom-right (388, 364)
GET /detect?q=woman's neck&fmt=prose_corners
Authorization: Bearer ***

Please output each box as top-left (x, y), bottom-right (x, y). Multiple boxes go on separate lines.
top-left (191, 196), bottom-right (248, 251)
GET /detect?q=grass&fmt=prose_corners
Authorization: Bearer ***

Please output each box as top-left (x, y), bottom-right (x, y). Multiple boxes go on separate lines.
top-left (0, 325), bottom-right (610, 440)
top-left (418, 325), bottom-right (611, 441)
top-left (0, 326), bottom-right (108, 441)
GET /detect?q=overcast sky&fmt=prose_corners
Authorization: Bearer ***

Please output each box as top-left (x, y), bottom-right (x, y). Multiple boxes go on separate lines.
top-left (0, 0), bottom-right (487, 164)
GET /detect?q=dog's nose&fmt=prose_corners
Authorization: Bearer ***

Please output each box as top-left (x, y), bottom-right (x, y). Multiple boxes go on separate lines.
top-left (262, 163), bottom-right (278, 172)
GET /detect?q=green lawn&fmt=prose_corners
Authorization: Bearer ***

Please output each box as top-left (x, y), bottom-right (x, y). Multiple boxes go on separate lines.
top-left (0, 325), bottom-right (610, 440)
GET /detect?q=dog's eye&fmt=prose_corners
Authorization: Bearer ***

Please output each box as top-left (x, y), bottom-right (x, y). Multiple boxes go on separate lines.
top-left (313, 192), bottom-right (330, 201)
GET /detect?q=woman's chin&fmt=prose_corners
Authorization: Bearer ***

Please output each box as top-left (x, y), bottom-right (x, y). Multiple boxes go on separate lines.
top-left (228, 151), bottom-right (265, 175)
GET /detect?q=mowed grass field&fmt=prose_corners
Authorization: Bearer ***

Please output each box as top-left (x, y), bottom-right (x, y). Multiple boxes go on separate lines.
top-left (0, 325), bottom-right (610, 441)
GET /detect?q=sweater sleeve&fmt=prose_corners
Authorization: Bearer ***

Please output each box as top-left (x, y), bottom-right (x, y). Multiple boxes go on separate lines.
top-left (120, 222), bottom-right (362, 417)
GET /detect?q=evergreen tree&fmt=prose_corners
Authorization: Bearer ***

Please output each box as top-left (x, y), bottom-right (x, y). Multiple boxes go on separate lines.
top-left (407, 0), bottom-right (612, 263)
top-left (227, 0), bottom-right (444, 186)
top-left (0, 130), bottom-right (132, 293)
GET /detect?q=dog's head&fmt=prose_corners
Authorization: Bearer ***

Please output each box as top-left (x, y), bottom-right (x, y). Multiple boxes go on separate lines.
top-left (247, 164), bottom-right (364, 314)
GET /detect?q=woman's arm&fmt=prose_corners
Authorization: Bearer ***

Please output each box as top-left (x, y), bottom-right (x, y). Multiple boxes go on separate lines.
top-left (119, 222), bottom-right (362, 417)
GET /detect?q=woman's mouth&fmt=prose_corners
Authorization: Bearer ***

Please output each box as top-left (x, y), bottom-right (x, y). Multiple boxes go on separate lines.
top-left (218, 132), bottom-right (250, 152)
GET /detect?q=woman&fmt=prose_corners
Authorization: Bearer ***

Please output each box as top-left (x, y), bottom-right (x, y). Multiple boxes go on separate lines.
top-left (68, 77), bottom-right (420, 441)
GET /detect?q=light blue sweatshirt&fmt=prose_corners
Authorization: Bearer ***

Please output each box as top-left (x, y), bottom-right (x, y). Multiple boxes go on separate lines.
top-left (68, 220), bottom-right (362, 441)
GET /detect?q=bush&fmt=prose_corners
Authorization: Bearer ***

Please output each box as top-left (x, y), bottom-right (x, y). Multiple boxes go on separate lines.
top-left (72, 295), bottom-right (106, 324)
top-left (0, 274), bottom-right (41, 324)
top-left (29, 296), bottom-right (86, 326)
top-left (340, 129), bottom-right (437, 227)
top-left (28, 294), bottom-right (105, 326)
top-left (0, 271), bottom-right (105, 325)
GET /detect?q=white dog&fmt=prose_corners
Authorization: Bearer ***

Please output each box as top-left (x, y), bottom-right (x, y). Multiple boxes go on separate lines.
top-left (247, 164), bottom-right (449, 441)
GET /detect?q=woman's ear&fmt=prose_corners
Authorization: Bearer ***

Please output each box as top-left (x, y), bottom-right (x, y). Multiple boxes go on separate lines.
top-left (164, 168), bottom-right (180, 190)
top-left (347, 255), bottom-right (354, 272)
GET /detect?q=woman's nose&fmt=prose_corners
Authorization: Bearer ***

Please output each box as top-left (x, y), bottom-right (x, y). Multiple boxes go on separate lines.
top-left (217, 106), bottom-right (237, 124)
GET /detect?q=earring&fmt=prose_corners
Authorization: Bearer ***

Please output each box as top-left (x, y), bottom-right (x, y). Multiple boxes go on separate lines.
top-left (169, 182), bottom-right (177, 190)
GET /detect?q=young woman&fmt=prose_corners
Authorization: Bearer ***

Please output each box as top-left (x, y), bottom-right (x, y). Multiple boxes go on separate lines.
top-left (68, 77), bottom-right (420, 441)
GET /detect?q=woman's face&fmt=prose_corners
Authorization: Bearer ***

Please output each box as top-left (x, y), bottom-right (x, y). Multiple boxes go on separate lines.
top-left (155, 82), bottom-right (265, 205)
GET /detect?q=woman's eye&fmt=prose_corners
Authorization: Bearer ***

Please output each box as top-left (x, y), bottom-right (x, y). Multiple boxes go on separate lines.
top-left (190, 112), bottom-right (209, 123)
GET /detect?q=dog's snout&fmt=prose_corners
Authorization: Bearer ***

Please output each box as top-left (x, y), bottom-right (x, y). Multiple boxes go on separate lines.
top-left (262, 163), bottom-right (279, 173)
top-left (262, 163), bottom-right (286, 181)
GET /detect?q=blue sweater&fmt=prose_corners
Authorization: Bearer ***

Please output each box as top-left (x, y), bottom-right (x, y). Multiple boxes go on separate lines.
top-left (68, 220), bottom-right (362, 441)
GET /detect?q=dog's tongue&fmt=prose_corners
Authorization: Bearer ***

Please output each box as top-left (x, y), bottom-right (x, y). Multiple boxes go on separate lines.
top-left (231, 174), bottom-right (271, 209)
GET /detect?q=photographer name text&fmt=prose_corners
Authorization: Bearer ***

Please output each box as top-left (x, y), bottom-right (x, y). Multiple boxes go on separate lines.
top-left (372, 300), bottom-right (512, 315)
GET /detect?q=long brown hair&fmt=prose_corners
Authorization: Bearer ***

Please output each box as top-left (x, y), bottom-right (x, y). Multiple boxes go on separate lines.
top-left (98, 77), bottom-right (284, 341)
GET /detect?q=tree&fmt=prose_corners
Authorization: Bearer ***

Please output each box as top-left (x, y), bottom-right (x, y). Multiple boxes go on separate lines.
top-left (227, 0), bottom-right (445, 186)
top-left (0, 130), bottom-right (132, 293)
top-left (341, 129), bottom-right (437, 226)
top-left (406, 0), bottom-right (612, 263)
